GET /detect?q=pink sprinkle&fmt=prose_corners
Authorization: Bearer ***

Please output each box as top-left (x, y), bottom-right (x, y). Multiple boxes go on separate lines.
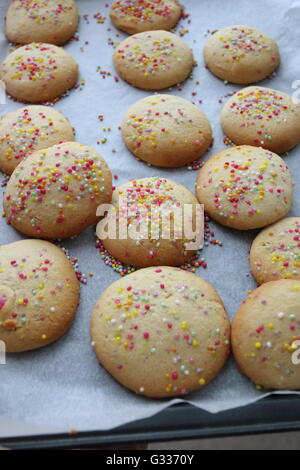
top-left (143, 332), bottom-right (149, 339)
top-left (256, 325), bottom-right (265, 333)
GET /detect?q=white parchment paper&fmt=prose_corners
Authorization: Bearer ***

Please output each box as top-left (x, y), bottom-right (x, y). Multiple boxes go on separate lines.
top-left (1, 0), bottom-right (300, 438)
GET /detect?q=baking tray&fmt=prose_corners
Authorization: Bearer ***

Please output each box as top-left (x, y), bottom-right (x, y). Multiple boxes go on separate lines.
top-left (1, 0), bottom-right (300, 449)
top-left (2, 396), bottom-right (300, 449)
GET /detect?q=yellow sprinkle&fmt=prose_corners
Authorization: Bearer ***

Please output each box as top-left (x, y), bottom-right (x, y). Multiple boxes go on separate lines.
top-left (181, 321), bottom-right (188, 330)
top-left (292, 285), bottom-right (300, 291)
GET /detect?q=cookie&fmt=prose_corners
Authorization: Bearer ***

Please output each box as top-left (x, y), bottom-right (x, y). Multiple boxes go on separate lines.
top-left (3, 142), bottom-right (112, 239)
top-left (204, 25), bottom-right (280, 84)
top-left (250, 217), bottom-right (300, 284)
top-left (99, 177), bottom-right (202, 268)
top-left (110, 0), bottom-right (182, 35)
top-left (0, 105), bottom-right (74, 175)
top-left (0, 43), bottom-right (78, 103)
top-left (91, 266), bottom-right (230, 397)
top-left (196, 146), bottom-right (293, 230)
top-left (221, 86), bottom-right (300, 154)
top-left (5, 0), bottom-right (79, 46)
top-left (114, 30), bottom-right (194, 90)
top-left (0, 239), bottom-right (79, 352)
top-left (232, 279), bottom-right (300, 390)
top-left (122, 94), bottom-right (212, 167)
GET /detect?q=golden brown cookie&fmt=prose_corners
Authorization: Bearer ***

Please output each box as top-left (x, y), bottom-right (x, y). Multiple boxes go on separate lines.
top-left (99, 177), bottom-right (202, 268)
top-left (250, 217), bottom-right (300, 284)
top-left (3, 142), bottom-right (112, 239)
top-left (0, 239), bottom-right (79, 352)
top-left (5, 0), bottom-right (79, 45)
top-left (196, 146), bottom-right (293, 230)
top-left (204, 25), bottom-right (280, 84)
top-left (91, 266), bottom-right (230, 397)
top-left (221, 86), bottom-right (300, 154)
top-left (110, 0), bottom-right (182, 35)
top-left (0, 43), bottom-right (78, 103)
top-left (122, 94), bottom-right (212, 167)
top-left (0, 105), bottom-right (74, 175)
top-left (232, 280), bottom-right (300, 390)
top-left (114, 30), bottom-right (194, 90)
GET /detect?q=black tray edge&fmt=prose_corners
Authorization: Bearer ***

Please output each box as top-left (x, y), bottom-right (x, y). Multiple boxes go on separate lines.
top-left (1, 395), bottom-right (300, 449)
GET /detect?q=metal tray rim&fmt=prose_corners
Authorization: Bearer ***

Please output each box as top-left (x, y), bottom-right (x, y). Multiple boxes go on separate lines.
top-left (2, 395), bottom-right (300, 449)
